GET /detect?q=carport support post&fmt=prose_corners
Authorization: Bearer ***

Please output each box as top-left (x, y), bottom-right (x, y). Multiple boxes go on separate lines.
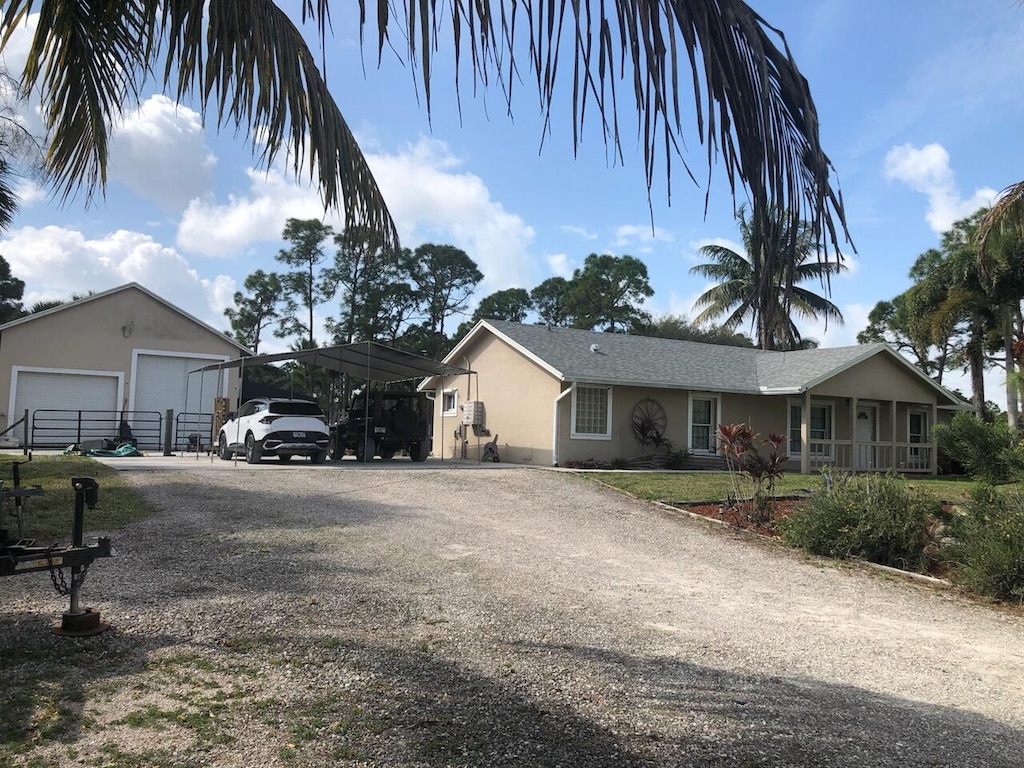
top-left (163, 409), bottom-right (174, 456)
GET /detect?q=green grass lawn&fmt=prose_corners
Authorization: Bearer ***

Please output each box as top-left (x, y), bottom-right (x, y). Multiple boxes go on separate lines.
top-left (0, 453), bottom-right (156, 541)
top-left (581, 470), bottom-right (991, 505)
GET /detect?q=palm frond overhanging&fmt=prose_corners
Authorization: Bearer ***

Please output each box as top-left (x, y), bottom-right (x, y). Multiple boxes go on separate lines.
top-left (0, 1), bottom-right (849, 259)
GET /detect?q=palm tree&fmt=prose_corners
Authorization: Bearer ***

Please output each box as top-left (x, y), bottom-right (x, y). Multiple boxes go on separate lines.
top-left (0, 1), bottom-right (849, 261)
top-left (690, 206), bottom-right (846, 350)
top-left (0, 68), bottom-right (44, 229)
top-left (978, 182), bottom-right (1024, 257)
top-left (972, 203), bottom-right (1024, 428)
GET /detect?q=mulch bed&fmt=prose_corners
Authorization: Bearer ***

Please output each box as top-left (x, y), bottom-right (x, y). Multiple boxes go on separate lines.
top-left (672, 497), bottom-right (806, 537)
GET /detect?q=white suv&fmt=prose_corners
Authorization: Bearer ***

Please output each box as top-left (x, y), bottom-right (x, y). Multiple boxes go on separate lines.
top-left (218, 398), bottom-right (330, 464)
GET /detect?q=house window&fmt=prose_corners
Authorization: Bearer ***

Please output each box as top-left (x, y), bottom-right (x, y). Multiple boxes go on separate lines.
top-left (690, 395), bottom-right (717, 452)
top-left (571, 385), bottom-right (611, 439)
top-left (788, 401), bottom-right (834, 456)
top-left (441, 389), bottom-right (458, 417)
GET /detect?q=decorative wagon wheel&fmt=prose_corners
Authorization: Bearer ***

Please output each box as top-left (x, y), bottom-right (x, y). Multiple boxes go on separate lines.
top-left (631, 398), bottom-right (668, 448)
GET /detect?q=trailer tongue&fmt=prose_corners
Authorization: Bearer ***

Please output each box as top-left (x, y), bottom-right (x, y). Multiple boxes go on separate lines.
top-left (1, 475), bottom-right (114, 636)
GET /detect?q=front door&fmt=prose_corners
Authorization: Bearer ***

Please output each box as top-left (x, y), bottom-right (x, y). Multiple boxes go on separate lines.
top-left (855, 404), bottom-right (877, 470)
top-left (908, 410), bottom-right (928, 469)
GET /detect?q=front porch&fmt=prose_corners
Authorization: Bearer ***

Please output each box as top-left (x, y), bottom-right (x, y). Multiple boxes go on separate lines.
top-left (800, 439), bottom-right (935, 474)
top-left (792, 394), bottom-right (939, 476)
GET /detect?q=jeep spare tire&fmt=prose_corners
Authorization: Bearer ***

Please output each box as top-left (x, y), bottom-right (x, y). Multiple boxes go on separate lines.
top-left (391, 406), bottom-right (418, 437)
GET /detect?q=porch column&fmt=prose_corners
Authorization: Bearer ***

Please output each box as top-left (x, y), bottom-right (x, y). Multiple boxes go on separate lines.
top-left (891, 400), bottom-right (898, 470)
top-left (930, 402), bottom-right (938, 475)
top-left (800, 390), bottom-right (811, 475)
top-left (850, 396), bottom-right (859, 473)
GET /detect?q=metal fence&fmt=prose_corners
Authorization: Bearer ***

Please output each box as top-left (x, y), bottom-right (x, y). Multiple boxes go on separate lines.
top-left (30, 410), bottom-right (163, 450)
top-left (174, 412), bottom-right (214, 453)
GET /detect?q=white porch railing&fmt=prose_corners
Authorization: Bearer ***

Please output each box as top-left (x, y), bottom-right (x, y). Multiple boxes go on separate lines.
top-left (801, 440), bottom-right (934, 474)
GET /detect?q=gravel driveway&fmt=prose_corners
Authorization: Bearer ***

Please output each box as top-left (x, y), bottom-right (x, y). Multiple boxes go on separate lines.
top-left (2, 463), bottom-right (1023, 767)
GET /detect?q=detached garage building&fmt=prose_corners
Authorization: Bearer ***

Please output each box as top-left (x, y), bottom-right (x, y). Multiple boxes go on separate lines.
top-left (0, 283), bottom-right (246, 448)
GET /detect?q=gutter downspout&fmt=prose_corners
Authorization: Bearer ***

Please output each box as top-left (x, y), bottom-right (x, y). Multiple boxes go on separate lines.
top-left (552, 384), bottom-right (574, 466)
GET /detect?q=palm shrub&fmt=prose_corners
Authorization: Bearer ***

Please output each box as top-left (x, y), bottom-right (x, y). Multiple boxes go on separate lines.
top-left (948, 485), bottom-right (1024, 601)
top-left (781, 472), bottom-right (942, 572)
top-left (934, 412), bottom-right (1024, 484)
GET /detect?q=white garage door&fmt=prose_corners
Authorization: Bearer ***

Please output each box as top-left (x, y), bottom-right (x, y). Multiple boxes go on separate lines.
top-left (133, 354), bottom-right (226, 448)
top-left (14, 370), bottom-right (119, 447)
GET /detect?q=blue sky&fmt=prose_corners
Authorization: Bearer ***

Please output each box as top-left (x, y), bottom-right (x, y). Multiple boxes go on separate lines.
top-left (2, 1), bottom-right (1023, 398)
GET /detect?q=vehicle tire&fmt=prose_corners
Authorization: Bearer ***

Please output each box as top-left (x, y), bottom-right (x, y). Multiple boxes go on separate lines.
top-left (328, 432), bottom-right (343, 461)
top-left (379, 450), bottom-right (395, 461)
top-left (311, 450), bottom-right (328, 465)
top-left (278, 454), bottom-right (293, 463)
top-left (218, 433), bottom-right (232, 461)
top-left (245, 433), bottom-right (262, 464)
top-left (410, 441), bottom-right (429, 462)
top-left (355, 434), bottom-right (375, 462)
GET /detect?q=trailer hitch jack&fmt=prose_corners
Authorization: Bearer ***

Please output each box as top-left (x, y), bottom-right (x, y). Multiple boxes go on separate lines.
top-left (53, 477), bottom-right (110, 637)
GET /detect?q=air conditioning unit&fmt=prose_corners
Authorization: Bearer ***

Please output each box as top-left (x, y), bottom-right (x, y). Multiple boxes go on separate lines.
top-left (462, 400), bottom-right (485, 426)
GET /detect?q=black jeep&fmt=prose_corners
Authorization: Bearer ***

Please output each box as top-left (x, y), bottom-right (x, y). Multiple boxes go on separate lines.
top-left (329, 390), bottom-right (432, 462)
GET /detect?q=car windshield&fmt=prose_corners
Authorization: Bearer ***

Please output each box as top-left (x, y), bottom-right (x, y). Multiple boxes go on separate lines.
top-left (269, 401), bottom-right (324, 416)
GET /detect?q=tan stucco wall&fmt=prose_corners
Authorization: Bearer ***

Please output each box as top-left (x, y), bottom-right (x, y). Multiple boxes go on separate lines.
top-left (430, 332), bottom-right (560, 464)
top-left (552, 385), bottom-right (692, 465)
top-left (0, 286), bottom-right (241, 433)
top-left (720, 393), bottom-right (786, 435)
top-left (811, 353), bottom-right (939, 404)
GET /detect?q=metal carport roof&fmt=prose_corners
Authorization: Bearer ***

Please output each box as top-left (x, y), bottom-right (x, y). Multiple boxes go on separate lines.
top-left (190, 341), bottom-right (472, 382)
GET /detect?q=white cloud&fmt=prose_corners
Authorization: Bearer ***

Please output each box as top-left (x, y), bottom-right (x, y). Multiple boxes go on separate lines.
top-left (662, 288), bottom-right (711, 321)
top-left (1, 225), bottom-right (235, 329)
top-left (108, 96), bottom-right (217, 212)
top-left (834, 252), bottom-right (858, 277)
top-left (368, 137), bottom-right (536, 291)
top-left (883, 143), bottom-right (997, 233)
top-left (177, 168), bottom-right (333, 257)
top-left (801, 302), bottom-right (871, 349)
top-left (176, 136), bottom-right (538, 292)
top-left (560, 224), bottom-right (598, 240)
top-left (0, 14), bottom-right (36, 70)
top-left (546, 253), bottom-right (574, 278)
top-left (12, 178), bottom-right (45, 205)
top-left (614, 223), bottom-right (673, 249)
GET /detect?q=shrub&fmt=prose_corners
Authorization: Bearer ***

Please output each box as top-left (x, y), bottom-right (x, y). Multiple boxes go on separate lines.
top-left (934, 412), bottom-right (1024, 484)
top-left (664, 446), bottom-right (689, 470)
top-left (948, 485), bottom-right (1024, 602)
top-left (717, 423), bottom-right (788, 524)
top-left (781, 472), bottom-right (942, 572)
top-left (562, 458), bottom-right (615, 470)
